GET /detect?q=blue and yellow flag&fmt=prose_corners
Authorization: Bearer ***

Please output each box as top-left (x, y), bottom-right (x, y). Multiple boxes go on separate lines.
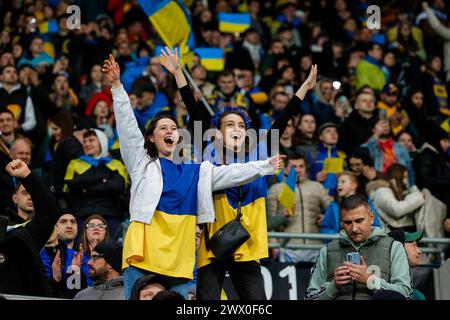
top-left (138, 0), bottom-right (195, 66)
top-left (194, 47), bottom-right (224, 71)
top-left (277, 166), bottom-right (297, 215)
top-left (39, 20), bottom-right (59, 34)
top-left (218, 13), bottom-right (251, 33)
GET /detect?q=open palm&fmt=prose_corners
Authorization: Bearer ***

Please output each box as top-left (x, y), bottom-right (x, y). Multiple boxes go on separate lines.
top-left (304, 64), bottom-right (318, 91)
top-left (160, 46), bottom-right (181, 74)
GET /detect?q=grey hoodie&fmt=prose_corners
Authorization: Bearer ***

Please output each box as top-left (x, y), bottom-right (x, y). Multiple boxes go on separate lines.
top-left (305, 227), bottom-right (413, 300)
top-left (73, 276), bottom-right (124, 300)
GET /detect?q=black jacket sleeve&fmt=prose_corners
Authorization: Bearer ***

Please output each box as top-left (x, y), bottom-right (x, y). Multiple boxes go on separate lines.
top-left (266, 95), bottom-right (303, 154)
top-left (22, 172), bottom-right (59, 251)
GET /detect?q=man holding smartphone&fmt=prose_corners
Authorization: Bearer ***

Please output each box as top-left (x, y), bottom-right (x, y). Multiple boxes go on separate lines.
top-left (305, 194), bottom-right (413, 300)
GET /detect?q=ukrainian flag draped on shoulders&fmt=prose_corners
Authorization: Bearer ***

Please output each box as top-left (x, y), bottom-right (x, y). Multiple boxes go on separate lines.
top-left (137, 0), bottom-right (195, 67)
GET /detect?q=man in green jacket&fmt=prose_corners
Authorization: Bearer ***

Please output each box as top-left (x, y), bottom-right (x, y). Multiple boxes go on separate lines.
top-left (305, 194), bottom-right (413, 300)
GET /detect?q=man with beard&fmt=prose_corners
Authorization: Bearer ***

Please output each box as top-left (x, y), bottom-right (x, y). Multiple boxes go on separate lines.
top-left (73, 240), bottom-right (124, 300)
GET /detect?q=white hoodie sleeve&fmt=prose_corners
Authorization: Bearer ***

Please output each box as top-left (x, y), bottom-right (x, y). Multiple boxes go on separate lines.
top-left (20, 97), bottom-right (37, 132)
top-left (111, 84), bottom-right (148, 175)
top-left (373, 187), bottom-right (425, 219)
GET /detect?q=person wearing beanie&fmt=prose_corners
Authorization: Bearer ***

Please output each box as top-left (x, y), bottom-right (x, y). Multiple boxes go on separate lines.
top-left (73, 240), bottom-right (124, 300)
top-left (64, 129), bottom-right (128, 238)
top-left (413, 121), bottom-right (450, 235)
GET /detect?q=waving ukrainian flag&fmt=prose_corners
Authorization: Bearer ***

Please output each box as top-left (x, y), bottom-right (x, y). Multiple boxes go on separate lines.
top-left (277, 166), bottom-right (297, 216)
top-left (138, 0), bottom-right (195, 66)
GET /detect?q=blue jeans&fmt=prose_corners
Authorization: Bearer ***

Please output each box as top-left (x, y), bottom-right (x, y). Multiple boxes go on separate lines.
top-left (123, 266), bottom-right (189, 300)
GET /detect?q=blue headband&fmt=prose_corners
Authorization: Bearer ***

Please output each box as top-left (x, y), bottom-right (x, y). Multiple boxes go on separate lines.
top-left (210, 107), bottom-right (251, 129)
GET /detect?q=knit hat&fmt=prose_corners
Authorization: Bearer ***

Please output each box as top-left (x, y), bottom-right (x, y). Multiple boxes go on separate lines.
top-left (318, 122), bottom-right (339, 135)
top-left (84, 91), bottom-right (113, 116)
top-left (92, 241), bottom-right (123, 274)
top-left (129, 274), bottom-right (171, 300)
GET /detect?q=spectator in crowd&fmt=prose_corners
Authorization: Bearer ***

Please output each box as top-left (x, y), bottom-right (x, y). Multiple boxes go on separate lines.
top-left (9, 180), bottom-right (35, 225)
top-left (207, 70), bottom-right (250, 110)
top-left (17, 35), bottom-right (54, 69)
top-left (46, 111), bottom-right (83, 197)
top-left (9, 137), bottom-right (32, 166)
top-left (40, 211), bottom-right (91, 298)
top-left (278, 117), bottom-right (297, 155)
top-left (321, 172), bottom-right (382, 236)
top-left (397, 131), bottom-right (419, 160)
top-left (339, 91), bottom-right (379, 156)
top-left (64, 129), bottom-right (127, 236)
top-left (310, 78), bottom-right (338, 127)
top-left (363, 119), bottom-right (415, 185)
top-left (413, 122), bottom-right (450, 235)
top-left (422, 55), bottom-right (449, 119)
top-left (104, 54), bottom-right (284, 301)
top-left (355, 42), bottom-right (387, 91)
top-left (49, 72), bottom-right (79, 113)
top-left (152, 290), bottom-right (185, 300)
top-left (129, 274), bottom-right (170, 300)
top-left (0, 159), bottom-right (58, 297)
top-left (0, 109), bottom-right (18, 148)
top-left (369, 164), bottom-right (425, 233)
top-left (305, 194), bottom-right (413, 300)
top-left (403, 89), bottom-right (428, 142)
top-left (348, 147), bottom-right (382, 192)
top-left (388, 230), bottom-right (426, 300)
top-left (0, 65), bottom-right (37, 134)
top-left (259, 91), bottom-right (290, 130)
top-left (313, 122), bottom-right (346, 196)
top-left (73, 240), bottom-right (124, 300)
top-left (84, 91), bottom-right (115, 142)
top-left (377, 83), bottom-right (409, 137)
top-left (191, 65), bottom-right (215, 98)
top-left (79, 64), bottom-right (105, 106)
top-left (79, 214), bottom-right (111, 258)
top-left (292, 113), bottom-right (319, 177)
top-left (423, 2), bottom-right (450, 87)
top-left (267, 153), bottom-right (332, 262)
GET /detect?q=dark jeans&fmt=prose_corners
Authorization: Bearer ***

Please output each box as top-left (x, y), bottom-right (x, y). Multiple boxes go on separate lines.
top-left (197, 258), bottom-right (266, 300)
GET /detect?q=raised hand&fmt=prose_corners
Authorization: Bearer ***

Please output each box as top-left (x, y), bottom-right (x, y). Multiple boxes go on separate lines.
top-left (102, 54), bottom-right (121, 88)
top-left (268, 154), bottom-right (287, 171)
top-left (303, 64), bottom-right (318, 91)
top-left (296, 64), bottom-right (318, 100)
top-left (160, 46), bottom-right (181, 75)
top-left (6, 159), bottom-right (31, 179)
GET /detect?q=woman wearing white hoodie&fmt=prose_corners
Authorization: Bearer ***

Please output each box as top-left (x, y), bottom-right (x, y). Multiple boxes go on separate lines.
top-left (370, 163), bottom-right (425, 232)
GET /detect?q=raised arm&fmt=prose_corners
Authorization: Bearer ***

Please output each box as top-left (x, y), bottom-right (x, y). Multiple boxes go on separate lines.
top-left (267, 65), bottom-right (317, 153)
top-left (6, 160), bottom-right (58, 251)
top-left (210, 155), bottom-right (285, 191)
top-left (423, 2), bottom-right (450, 40)
top-left (103, 54), bottom-right (147, 174)
top-left (160, 47), bottom-right (208, 123)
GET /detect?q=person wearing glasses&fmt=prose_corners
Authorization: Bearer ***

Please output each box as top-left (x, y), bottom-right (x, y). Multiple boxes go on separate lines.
top-left (73, 240), bottom-right (124, 300)
top-left (79, 214), bottom-right (110, 258)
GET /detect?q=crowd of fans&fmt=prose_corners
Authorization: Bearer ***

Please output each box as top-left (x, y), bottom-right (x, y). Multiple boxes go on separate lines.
top-left (1, 0), bottom-right (450, 300)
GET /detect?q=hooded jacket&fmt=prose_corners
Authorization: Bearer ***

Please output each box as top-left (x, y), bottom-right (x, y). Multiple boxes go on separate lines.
top-left (73, 276), bottom-right (124, 300)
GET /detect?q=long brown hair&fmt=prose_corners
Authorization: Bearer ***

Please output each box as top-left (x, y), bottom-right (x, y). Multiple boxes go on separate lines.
top-left (143, 115), bottom-right (179, 162)
top-left (50, 111), bottom-right (74, 140)
top-left (384, 164), bottom-right (408, 201)
top-left (80, 214), bottom-right (110, 256)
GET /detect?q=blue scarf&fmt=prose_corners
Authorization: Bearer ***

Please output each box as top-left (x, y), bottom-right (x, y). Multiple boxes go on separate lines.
top-left (79, 155), bottom-right (112, 167)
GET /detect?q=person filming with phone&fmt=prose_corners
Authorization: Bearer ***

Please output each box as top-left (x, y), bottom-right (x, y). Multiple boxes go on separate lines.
top-left (305, 194), bottom-right (413, 300)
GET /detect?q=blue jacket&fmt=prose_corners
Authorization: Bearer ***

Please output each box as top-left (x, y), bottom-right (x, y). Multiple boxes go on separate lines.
top-left (133, 92), bottom-right (170, 130)
top-left (362, 137), bottom-right (415, 186)
top-left (320, 197), bottom-right (382, 238)
top-left (120, 56), bottom-right (150, 93)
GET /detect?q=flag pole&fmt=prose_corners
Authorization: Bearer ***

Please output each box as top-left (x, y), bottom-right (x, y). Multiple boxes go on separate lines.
top-left (181, 66), bottom-right (216, 116)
